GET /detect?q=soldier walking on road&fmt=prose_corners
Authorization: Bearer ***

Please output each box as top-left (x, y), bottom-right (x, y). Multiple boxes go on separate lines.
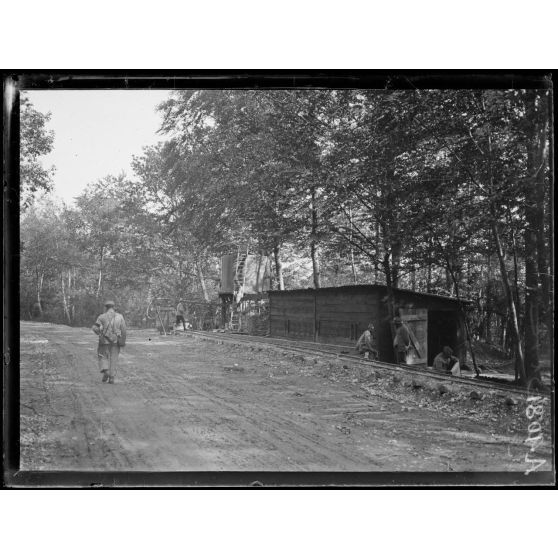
top-left (92, 300), bottom-right (127, 384)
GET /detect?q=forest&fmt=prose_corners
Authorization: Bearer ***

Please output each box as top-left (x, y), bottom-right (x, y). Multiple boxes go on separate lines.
top-left (19, 88), bottom-right (553, 384)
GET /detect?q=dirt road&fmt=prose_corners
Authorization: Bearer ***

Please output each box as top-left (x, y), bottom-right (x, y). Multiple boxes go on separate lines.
top-left (19, 321), bottom-right (552, 472)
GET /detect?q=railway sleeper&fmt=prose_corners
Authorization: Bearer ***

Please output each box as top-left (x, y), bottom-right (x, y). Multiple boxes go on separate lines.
top-left (187, 331), bottom-right (548, 402)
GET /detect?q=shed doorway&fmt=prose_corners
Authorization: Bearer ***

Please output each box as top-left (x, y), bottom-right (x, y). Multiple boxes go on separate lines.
top-left (427, 310), bottom-right (459, 365)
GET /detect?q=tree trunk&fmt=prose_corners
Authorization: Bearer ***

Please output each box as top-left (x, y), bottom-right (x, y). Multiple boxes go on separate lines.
top-left (501, 314), bottom-right (508, 354)
top-left (348, 206), bottom-right (358, 284)
top-left (374, 220), bottom-right (380, 283)
top-left (35, 269), bottom-right (44, 316)
top-left (176, 236), bottom-right (184, 294)
top-left (381, 251), bottom-right (399, 362)
top-left (445, 268), bottom-right (453, 295)
top-left (310, 187), bottom-right (321, 289)
top-left (544, 89), bottom-right (553, 351)
top-left (485, 310), bottom-right (492, 344)
top-left (491, 219), bottom-right (525, 383)
top-left (350, 250), bottom-right (357, 284)
top-left (521, 91), bottom-right (549, 384)
top-left (145, 278), bottom-right (153, 325)
top-left (61, 271), bottom-right (72, 324)
top-left (273, 244), bottom-right (285, 290)
top-left (524, 225), bottom-right (541, 381)
top-left (426, 252), bottom-right (432, 293)
top-left (500, 315), bottom-right (507, 353)
top-left (445, 224), bottom-right (459, 296)
top-left (484, 254), bottom-right (492, 344)
top-left (522, 92), bottom-right (549, 382)
top-left (69, 269), bottom-right (75, 322)
top-left (535, 92), bottom-right (551, 319)
top-left (507, 208), bottom-right (522, 316)
top-left (440, 243), bottom-right (481, 375)
top-left (196, 259), bottom-right (210, 302)
top-left (310, 241), bottom-right (321, 288)
top-left (390, 239), bottom-right (401, 289)
top-left (96, 246), bottom-right (104, 300)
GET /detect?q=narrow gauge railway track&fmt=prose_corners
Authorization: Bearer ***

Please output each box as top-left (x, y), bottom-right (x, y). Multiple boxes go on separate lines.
top-left (188, 331), bottom-right (545, 398)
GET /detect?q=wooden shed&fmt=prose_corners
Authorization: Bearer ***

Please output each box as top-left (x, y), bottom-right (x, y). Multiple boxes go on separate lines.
top-left (268, 285), bottom-right (471, 366)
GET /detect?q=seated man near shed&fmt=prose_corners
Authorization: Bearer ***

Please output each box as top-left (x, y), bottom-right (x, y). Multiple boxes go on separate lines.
top-left (433, 346), bottom-right (461, 376)
top-left (356, 322), bottom-right (378, 360)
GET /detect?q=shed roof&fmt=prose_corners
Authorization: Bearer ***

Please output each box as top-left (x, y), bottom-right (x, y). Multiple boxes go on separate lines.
top-left (267, 284), bottom-right (473, 305)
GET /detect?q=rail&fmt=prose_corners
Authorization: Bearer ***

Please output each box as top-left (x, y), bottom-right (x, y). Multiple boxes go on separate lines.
top-left (187, 331), bottom-right (549, 398)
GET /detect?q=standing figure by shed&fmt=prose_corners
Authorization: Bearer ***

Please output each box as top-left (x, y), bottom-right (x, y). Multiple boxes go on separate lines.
top-left (393, 316), bottom-right (411, 364)
top-left (268, 285), bottom-right (471, 366)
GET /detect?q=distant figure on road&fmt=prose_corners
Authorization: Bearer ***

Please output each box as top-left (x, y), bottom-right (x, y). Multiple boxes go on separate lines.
top-left (393, 316), bottom-right (411, 364)
top-left (433, 346), bottom-right (461, 376)
top-left (92, 300), bottom-right (127, 384)
top-left (356, 322), bottom-right (378, 360)
top-left (175, 301), bottom-right (187, 331)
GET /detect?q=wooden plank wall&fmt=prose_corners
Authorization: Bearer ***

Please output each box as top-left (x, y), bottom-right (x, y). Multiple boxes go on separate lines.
top-left (269, 292), bottom-right (315, 340)
top-left (269, 287), bottom-right (467, 365)
top-left (315, 289), bottom-right (380, 346)
top-left (384, 296), bottom-right (430, 363)
top-left (399, 308), bottom-right (428, 364)
top-left (270, 289), bottom-right (382, 346)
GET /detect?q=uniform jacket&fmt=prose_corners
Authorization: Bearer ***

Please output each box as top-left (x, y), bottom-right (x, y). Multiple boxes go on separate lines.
top-left (356, 329), bottom-right (376, 352)
top-left (433, 352), bottom-right (458, 371)
top-left (93, 308), bottom-right (127, 345)
top-left (393, 323), bottom-right (411, 351)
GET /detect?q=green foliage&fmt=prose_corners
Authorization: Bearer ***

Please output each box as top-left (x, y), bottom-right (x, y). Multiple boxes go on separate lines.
top-left (19, 89), bottom-right (552, 379)
top-left (20, 95), bottom-right (55, 210)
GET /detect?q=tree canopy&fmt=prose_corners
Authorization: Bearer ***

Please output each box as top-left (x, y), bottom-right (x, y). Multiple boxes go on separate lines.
top-left (20, 95), bottom-right (55, 210)
top-left (19, 89), bottom-right (552, 383)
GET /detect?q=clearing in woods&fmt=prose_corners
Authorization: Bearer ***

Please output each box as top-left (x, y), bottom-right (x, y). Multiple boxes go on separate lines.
top-left (19, 321), bottom-right (552, 472)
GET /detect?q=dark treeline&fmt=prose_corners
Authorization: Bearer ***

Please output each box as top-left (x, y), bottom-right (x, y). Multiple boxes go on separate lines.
top-left (19, 89), bottom-right (552, 383)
